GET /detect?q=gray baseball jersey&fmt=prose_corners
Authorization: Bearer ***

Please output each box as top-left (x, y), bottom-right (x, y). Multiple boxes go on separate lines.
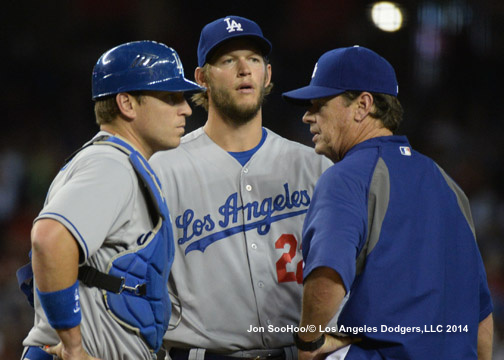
top-left (22, 131), bottom-right (154, 360)
top-left (150, 127), bottom-right (332, 351)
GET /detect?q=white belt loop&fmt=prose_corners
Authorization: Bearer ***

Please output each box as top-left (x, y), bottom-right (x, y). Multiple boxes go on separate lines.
top-left (283, 345), bottom-right (297, 360)
top-left (189, 348), bottom-right (206, 360)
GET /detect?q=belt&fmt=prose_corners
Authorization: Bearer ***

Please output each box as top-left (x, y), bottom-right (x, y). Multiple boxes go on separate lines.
top-left (170, 348), bottom-right (286, 360)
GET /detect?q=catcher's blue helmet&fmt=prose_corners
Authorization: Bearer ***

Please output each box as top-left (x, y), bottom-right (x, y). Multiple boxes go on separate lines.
top-left (92, 40), bottom-right (204, 100)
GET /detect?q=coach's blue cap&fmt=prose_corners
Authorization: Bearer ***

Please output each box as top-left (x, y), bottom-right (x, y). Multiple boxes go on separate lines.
top-left (283, 46), bottom-right (398, 106)
top-left (197, 15), bottom-right (272, 67)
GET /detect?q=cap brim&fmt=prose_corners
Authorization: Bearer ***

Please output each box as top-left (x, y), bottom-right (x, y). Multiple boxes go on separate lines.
top-left (282, 85), bottom-right (345, 106)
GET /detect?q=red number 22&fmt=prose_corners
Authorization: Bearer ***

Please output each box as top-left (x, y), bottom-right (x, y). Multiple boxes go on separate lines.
top-left (275, 234), bottom-right (303, 284)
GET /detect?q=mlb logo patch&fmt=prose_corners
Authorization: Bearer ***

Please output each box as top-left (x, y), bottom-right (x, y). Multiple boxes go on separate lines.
top-left (399, 146), bottom-right (411, 156)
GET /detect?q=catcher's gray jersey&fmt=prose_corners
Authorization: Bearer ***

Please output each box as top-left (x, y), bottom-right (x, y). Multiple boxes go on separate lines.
top-left (22, 131), bottom-right (153, 360)
top-left (150, 127), bottom-right (332, 351)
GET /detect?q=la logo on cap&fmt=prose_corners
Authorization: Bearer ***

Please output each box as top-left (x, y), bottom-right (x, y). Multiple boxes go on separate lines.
top-left (224, 17), bottom-right (243, 33)
top-left (172, 52), bottom-right (184, 75)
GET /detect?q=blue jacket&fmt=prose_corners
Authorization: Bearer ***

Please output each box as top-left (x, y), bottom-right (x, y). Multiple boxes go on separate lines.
top-left (303, 136), bottom-right (492, 359)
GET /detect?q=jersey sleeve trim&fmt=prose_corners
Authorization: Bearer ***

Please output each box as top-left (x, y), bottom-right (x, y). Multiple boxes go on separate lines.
top-left (36, 212), bottom-right (90, 262)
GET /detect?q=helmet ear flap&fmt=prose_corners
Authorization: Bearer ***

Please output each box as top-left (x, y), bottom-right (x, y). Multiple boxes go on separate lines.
top-left (91, 41), bottom-right (204, 100)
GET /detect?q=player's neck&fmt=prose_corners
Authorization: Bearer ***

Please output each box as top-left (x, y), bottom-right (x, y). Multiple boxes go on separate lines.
top-left (204, 110), bottom-right (263, 152)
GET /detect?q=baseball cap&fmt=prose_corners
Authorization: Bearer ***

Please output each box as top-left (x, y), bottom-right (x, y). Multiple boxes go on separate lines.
top-left (197, 15), bottom-right (272, 67)
top-left (283, 46), bottom-right (398, 106)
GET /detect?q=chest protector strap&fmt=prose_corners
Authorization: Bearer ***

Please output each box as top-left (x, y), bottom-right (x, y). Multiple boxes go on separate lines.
top-left (89, 136), bottom-right (175, 352)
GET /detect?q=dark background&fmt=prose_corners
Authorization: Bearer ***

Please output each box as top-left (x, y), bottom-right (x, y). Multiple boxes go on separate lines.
top-left (1, 0), bottom-right (503, 358)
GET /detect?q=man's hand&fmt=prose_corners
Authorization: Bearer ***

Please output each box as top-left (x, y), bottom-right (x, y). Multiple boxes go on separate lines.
top-left (45, 342), bottom-right (101, 360)
top-left (298, 334), bottom-right (358, 360)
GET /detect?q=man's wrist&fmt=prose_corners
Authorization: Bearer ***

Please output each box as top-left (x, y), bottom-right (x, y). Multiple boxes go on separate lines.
top-left (293, 332), bottom-right (325, 351)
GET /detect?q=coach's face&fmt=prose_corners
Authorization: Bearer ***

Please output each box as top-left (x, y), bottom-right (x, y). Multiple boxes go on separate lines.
top-left (302, 95), bottom-right (361, 162)
top-left (200, 39), bottom-right (272, 124)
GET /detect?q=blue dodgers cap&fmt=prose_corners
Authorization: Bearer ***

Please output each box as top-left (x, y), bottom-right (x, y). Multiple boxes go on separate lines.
top-left (283, 46), bottom-right (398, 105)
top-left (197, 15), bottom-right (272, 67)
top-left (92, 40), bottom-right (204, 100)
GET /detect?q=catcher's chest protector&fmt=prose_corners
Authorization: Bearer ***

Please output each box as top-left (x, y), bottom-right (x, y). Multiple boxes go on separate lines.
top-left (93, 136), bottom-right (175, 352)
top-left (16, 135), bottom-right (175, 352)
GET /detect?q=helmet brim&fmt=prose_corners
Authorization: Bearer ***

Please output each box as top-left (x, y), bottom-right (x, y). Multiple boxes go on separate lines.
top-left (93, 77), bottom-right (205, 100)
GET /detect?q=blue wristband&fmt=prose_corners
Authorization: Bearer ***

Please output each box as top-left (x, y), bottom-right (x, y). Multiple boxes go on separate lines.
top-left (36, 280), bottom-right (82, 329)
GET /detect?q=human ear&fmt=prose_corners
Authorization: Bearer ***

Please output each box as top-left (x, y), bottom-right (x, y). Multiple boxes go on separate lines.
top-left (355, 92), bottom-right (374, 122)
top-left (194, 67), bottom-right (208, 87)
top-left (264, 63), bottom-right (272, 88)
top-left (115, 93), bottom-right (136, 120)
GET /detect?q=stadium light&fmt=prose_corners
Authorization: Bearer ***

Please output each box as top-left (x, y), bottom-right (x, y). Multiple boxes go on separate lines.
top-left (371, 2), bottom-right (404, 32)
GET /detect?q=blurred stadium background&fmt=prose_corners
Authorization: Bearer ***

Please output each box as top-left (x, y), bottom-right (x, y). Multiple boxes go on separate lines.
top-left (2, 0), bottom-right (503, 358)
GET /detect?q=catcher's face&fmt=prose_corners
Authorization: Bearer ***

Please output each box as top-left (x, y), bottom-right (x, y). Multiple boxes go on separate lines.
top-left (132, 91), bottom-right (192, 157)
top-left (203, 39), bottom-right (271, 124)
